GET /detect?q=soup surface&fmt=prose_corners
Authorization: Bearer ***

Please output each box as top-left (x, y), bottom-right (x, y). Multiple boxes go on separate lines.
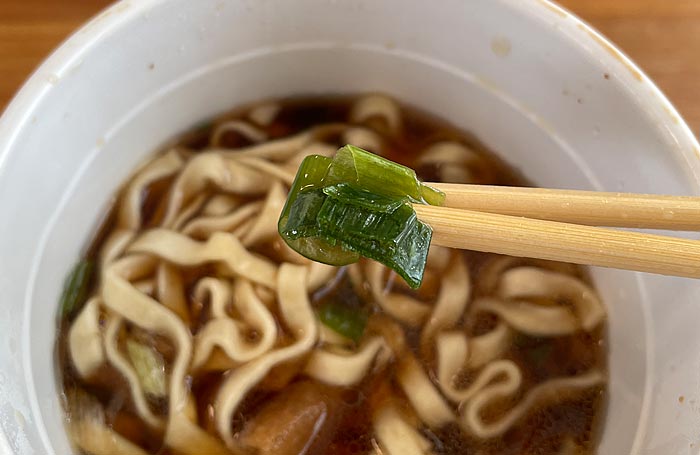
top-left (56, 95), bottom-right (607, 455)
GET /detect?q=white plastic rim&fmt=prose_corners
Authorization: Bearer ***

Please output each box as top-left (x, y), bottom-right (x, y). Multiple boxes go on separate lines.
top-left (0, 0), bottom-right (699, 453)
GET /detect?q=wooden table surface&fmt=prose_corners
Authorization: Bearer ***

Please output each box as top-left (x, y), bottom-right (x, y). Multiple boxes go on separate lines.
top-left (1, 0), bottom-right (699, 137)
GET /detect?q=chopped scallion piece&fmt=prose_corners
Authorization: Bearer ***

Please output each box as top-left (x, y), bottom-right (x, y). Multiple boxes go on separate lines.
top-left (322, 183), bottom-right (407, 213)
top-left (278, 155), bottom-right (359, 265)
top-left (60, 260), bottom-right (94, 318)
top-left (326, 145), bottom-right (437, 204)
top-left (278, 145), bottom-right (443, 288)
top-left (126, 339), bottom-right (167, 397)
top-left (420, 182), bottom-right (446, 206)
top-left (318, 302), bottom-right (367, 343)
top-left (316, 183), bottom-right (431, 287)
top-left (282, 189), bottom-right (327, 239)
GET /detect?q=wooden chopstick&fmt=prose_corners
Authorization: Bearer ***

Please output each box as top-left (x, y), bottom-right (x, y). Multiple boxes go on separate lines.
top-left (428, 183), bottom-right (700, 230)
top-left (412, 205), bottom-right (700, 278)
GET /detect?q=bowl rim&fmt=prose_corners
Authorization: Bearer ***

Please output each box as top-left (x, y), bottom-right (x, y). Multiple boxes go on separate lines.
top-left (0, 0), bottom-right (698, 453)
top-left (1, 0), bottom-right (699, 171)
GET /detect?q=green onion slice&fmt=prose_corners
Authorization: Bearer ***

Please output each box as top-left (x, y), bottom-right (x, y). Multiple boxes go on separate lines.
top-left (60, 260), bottom-right (94, 318)
top-left (318, 302), bottom-right (367, 343)
top-left (326, 145), bottom-right (440, 204)
top-left (278, 155), bottom-right (359, 265)
top-left (278, 145), bottom-right (443, 288)
top-left (126, 339), bottom-right (167, 397)
top-left (317, 183), bottom-right (431, 288)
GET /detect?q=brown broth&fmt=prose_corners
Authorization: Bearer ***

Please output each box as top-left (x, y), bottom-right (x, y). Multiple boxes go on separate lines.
top-left (56, 95), bottom-right (607, 455)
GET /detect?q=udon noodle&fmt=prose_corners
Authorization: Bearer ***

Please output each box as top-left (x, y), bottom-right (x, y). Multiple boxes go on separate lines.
top-left (57, 95), bottom-right (607, 454)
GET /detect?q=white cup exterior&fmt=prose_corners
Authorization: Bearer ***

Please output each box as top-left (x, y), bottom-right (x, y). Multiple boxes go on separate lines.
top-left (0, 1), bottom-right (699, 453)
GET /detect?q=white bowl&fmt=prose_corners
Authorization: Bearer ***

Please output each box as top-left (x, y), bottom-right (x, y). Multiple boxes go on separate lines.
top-left (1, 0), bottom-right (699, 453)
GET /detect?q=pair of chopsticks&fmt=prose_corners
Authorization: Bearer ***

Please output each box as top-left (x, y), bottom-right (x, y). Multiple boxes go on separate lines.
top-left (413, 183), bottom-right (700, 278)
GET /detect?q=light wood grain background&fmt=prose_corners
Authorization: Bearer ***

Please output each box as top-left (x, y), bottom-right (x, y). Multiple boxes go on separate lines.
top-left (1, 0), bottom-right (698, 137)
